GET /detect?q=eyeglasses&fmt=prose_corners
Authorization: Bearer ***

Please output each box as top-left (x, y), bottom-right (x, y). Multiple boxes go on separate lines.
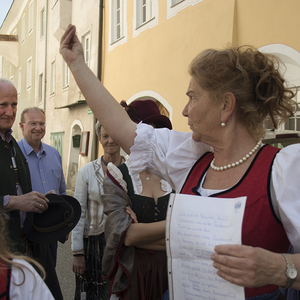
top-left (22, 122), bottom-right (47, 128)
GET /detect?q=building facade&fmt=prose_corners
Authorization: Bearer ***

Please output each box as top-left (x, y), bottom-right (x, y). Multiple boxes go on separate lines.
top-left (102, 0), bottom-right (300, 132)
top-left (0, 0), bottom-right (102, 190)
top-left (1, 0), bottom-right (300, 189)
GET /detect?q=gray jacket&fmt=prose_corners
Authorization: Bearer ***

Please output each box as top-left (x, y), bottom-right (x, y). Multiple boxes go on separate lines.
top-left (102, 174), bottom-right (135, 295)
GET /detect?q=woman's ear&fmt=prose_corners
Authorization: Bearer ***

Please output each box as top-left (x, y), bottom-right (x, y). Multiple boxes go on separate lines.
top-left (220, 92), bottom-right (236, 122)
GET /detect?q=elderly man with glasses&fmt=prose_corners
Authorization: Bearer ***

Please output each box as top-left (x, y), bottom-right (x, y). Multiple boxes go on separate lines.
top-left (18, 107), bottom-right (67, 267)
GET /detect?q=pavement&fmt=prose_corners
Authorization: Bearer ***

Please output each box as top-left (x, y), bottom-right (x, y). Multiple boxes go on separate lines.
top-left (56, 234), bottom-right (75, 300)
top-left (56, 188), bottom-right (76, 300)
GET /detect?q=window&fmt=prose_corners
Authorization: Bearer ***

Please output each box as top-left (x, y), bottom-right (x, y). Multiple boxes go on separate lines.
top-left (285, 112), bottom-right (300, 131)
top-left (111, 0), bottom-right (125, 44)
top-left (38, 73), bottom-right (43, 104)
top-left (26, 58), bottom-right (32, 89)
top-left (21, 14), bottom-right (25, 43)
top-left (28, 1), bottom-right (33, 33)
top-left (133, 0), bottom-right (158, 38)
top-left (50, 61), bottom-right (55, 94)
top-left (40, 8), bottom-right (45, 38)
top-left (172, 0), bottom-right (185, 5)
top-left (167, 0), bottom-right (203, 19)
top-left (63, 61), bottom-right (69, 88)
top-left (136, 0), bottom-right (154, 28)
top-left (18, 68), bottom-right (22, 94)
top-left (82, 33), bottom-right (91, 66)
top-left (50, 132), bottom-right (64, 159)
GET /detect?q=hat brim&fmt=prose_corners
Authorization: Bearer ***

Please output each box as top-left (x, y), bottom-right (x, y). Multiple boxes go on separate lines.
top-left (142, 114), bottom-right (172, 130)
top-left (24, 194), bottom-right (81, 244)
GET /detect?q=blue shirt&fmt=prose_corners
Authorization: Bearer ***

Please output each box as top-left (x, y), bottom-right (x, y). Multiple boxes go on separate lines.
top-left (18, 138), bottom-right (66, 195)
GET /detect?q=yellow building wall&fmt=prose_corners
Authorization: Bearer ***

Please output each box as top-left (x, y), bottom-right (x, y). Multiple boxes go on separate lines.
top-left (102, 0), bottom-right (300, 132)
top-left (233, 0), bottom-right (300, 49)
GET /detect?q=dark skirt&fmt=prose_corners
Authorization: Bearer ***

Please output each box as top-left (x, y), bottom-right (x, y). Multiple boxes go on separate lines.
top-left (75, 233), bottom-right (109, 300)
top-left (120, 248), bottom-right (168, 300)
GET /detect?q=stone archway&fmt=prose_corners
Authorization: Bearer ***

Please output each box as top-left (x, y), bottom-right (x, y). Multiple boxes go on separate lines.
top-left (127, 90), bottom-right (173, 121)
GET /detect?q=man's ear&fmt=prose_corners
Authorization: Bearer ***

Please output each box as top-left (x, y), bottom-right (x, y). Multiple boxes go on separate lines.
top-left (220, 92), bottom-right (236, 122)
top-left (19, 122), bottom-right (24, 132)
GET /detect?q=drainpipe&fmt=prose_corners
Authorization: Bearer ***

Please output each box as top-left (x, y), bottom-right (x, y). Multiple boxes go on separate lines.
top-left (92, 0), bottom-right (103, 160)
top-left (43, 0), bottom-right (48, 112)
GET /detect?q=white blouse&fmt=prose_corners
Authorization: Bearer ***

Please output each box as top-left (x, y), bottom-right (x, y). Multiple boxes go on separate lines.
top-left (9, 259), bottom-right (54, 300)
top-left (72, 158), bottom-right (107, 254)
top-left (127, 123), bottom-right (300, 253)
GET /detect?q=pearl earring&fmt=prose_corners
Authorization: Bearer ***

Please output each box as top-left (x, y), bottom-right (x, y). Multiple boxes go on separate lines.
top-left (221, 122), bottom-right (225, 127)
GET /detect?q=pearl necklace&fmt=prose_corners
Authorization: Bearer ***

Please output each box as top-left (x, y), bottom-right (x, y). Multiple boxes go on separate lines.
top-left (210, 140), bottom-right (262, 171)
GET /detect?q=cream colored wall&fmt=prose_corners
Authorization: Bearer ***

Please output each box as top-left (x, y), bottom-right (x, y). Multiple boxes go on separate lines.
top-left (10, 0), bottom-right (37, 141)
top-left (44, 0), bottom-right (100, 187)
top-left (102, 0), bottom-right (300, 132)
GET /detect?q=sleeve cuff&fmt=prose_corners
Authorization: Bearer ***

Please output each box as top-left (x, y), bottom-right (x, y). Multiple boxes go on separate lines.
top-left (3, 195), bottom-right (10, 206)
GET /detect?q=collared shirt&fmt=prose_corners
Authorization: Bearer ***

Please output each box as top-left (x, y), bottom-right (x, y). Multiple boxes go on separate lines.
top-left (0, 128), bottom-right (13, 142)
top-left (18, 138), bottom-right (66, 195)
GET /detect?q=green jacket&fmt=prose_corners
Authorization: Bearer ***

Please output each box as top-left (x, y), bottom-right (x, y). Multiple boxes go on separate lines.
top-left (0, 136), bottom-right (32, 250)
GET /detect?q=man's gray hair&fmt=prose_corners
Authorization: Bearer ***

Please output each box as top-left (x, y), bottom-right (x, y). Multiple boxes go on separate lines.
top-left (95, 121), bottom-right (102, 138)
top-left (0, 78), bottom-right (15, 87)
top-left (20, 107), bottom-right (45, 123)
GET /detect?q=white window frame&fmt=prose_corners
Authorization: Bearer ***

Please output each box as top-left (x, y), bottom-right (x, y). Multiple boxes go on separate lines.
top-left (133, 0), bottom-right (158, 38)
top-left (10, 76), bottom-right (14, 84)
top-left (50, 61), bottom-right (56, 95)
top-left (109, 0), bottom-right (127, 51)
top-left (171, 0), bottom-right (184, 5)
top-left (40, 7), bottom-right (45, 38)
top-left (18, 68), bottom-right (22, 94)
top-left (28, 1), bottom-right (33, 34)
top-left (110, 0), bottom-right (125, 44)
top-left (38, 73), bottom-right (43, 104)
top-left (26, 57), bottom-right (32, 89)
top-left (136, 0), bottom-right (154, 28)
top-left (167, 0), bottom-right (203, 19)
top-left (62, 61), bottom-right (69, 88)
top-left (82, 32), bottom-right (91, 67)
top-left (21, 14), bottom-right (25, 43)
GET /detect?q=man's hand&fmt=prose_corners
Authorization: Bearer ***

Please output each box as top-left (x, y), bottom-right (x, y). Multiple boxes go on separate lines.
top-left (6, 191), bottom-right (49, 214)
top-left (45, 190), bottom-right (56, 195)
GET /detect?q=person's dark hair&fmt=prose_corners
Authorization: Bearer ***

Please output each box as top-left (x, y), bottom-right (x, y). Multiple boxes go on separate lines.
top-left (95, 121), bottom-right (102, 138)
top-left (20, 107), bottom-right (45, 123)
top-left (189, 45), bottom-right (297, 139)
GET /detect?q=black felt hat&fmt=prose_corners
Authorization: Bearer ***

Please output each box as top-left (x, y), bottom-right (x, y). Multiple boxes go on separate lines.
top-left (24, 194), bottom-right (81, 244)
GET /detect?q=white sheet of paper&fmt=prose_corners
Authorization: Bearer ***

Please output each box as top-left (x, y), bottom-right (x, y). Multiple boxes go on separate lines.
top-left (166, 193), bottom-right (246, 300)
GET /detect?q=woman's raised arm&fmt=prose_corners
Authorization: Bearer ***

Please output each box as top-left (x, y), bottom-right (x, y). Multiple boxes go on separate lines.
top-left (60, 24), bottom-right (136, 154)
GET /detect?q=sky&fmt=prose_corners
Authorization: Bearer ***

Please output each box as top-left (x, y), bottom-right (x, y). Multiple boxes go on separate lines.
top-left (0, 0), bottom-right (14, 27)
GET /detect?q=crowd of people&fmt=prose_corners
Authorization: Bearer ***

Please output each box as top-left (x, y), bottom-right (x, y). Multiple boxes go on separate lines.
top-left (1, 21), bottom-right (300, 300)
top-left (60, 24), bottom-right (300, 300)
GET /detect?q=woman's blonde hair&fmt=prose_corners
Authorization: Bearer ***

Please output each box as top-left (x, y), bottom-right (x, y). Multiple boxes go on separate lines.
top-left (189, 45), bottom-right (298, 139)
top-left (0, 214), bottom-right (45, 288)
